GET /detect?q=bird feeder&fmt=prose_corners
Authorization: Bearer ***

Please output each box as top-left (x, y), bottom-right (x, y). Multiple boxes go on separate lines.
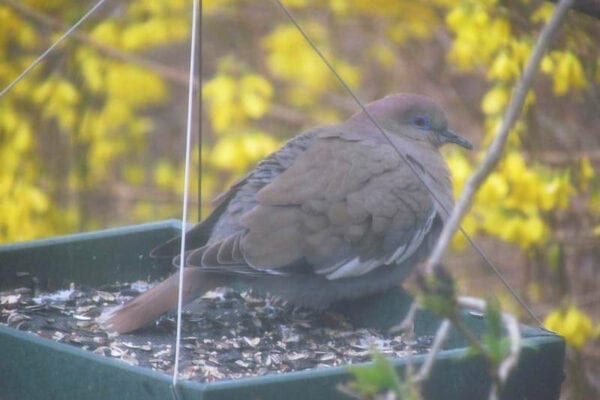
top-left (0, 220), bottom-right (565, 399)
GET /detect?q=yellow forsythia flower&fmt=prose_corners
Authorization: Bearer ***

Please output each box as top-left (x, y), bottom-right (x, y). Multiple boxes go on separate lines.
top-left (477, 173), bottom-right (509, 204)
top-left (153, 159), bottom-right (177, 189)
top-left (579, 156), bottom-right (595, 191)
top-left (544, 306), bottom-right (595, 349)
top-left (203, 74), bottom-right (239, 133)
top-left (203, 71), bottom-right (274, 133)
top-left (239, 74), bottom-right (274, 119)
top-left (540, 54), bottom-right (554, 74)
top-left (531, 3), bottom-right (555, 23)
top-left (553, 52), bottom-right (588, 95)
top-left (446, 152), bottom-right (472, 196)
top-left (481, 85), bottom-right (509, 115)
top-left (488, 51), bottom-right (520, 81)
top-left (210, 132), bottom-right (280, 172)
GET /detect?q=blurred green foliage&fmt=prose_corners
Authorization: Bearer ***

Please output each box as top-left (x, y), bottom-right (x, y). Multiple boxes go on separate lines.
top-left (0, 0), bottom-right (598, 396)
top-left (346, 351), bottom-right (420, 400)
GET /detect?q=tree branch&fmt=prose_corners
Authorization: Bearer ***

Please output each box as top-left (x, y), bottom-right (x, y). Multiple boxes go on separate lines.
top-left (548, 0), bottom-right (599, 19)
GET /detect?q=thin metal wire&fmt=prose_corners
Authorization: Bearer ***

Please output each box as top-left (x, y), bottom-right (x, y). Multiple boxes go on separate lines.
top-left (172, 0), bottom-right (200, 390)
top-left (197, 0), bottom-right (203, 222)
top-left (273, 0), bottom-right (541, 325)
top-left (0, 0), bottom-right (108, 99)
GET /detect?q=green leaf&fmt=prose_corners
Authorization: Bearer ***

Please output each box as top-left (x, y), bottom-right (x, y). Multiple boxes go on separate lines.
top-left (346, 350), bottom-right (421, 399)
top-left (482, 296), bottom-right (510, 363)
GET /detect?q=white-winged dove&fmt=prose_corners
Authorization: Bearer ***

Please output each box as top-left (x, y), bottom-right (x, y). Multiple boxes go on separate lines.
top-left (98, 93), bottom-right (472, 333)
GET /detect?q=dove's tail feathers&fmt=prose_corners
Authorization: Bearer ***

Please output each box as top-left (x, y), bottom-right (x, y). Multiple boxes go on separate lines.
top-left (97, 268), bottom-right (222, 334)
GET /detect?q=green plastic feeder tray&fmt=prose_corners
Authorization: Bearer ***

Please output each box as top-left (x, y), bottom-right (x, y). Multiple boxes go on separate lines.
top-left (0, 220), bottom-right (565, 400)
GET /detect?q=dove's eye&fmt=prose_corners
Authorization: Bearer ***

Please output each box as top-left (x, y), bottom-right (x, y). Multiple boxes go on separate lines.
top-left (413, 116), bottom-right (431, 130)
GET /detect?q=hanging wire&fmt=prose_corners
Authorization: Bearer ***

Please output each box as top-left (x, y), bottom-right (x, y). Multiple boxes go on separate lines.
top-left (172, 0), bottom-right (200, 391)
top-left (197, 1), bottom-right (203, 222)
top-left (0, 0), bottom-right (108, 99)
top-left (273, 0), bottom-right (541, 325)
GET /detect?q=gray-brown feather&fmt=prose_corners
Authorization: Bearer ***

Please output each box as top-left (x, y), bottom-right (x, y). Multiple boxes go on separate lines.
top-left (184, 106), bottom-right (454, 306)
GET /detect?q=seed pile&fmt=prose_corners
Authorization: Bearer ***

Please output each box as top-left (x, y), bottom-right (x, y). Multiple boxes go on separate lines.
top-left (0, 282), bottom-right (431, 382)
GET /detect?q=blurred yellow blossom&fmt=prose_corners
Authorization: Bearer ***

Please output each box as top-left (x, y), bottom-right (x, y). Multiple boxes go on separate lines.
top-left (446, 149), bottom-right (574, 251)
top-left (531, 3), bottom-right (555, 23)
top-left (32, 79), bottom-right (80, 130)
top-left (501, 152), bottom-right (527, 181)
top-left (510, 40), bottom-right (532, 70)
top-left (481, 85), bottom-right (509, 115)
top-left (491, 213), bottom-right (548, 248)
top-left (505, 169), bottom-right (542, 212)
top-left (552, 51), bottom-right (588, 95)
top-left (77, 49), bottom-right (104, 93)
top-left (540, 54), bottom-right (554, 74)
top-left (123, 165), bottom-right (145, 186)
top-left (203, 71), bottom-right (274, 133)
top-left (545, 306), bottom-right (595, 350)
top-left (480, 110), bottom-right (524, 149)
top-left (210, 132), bottom-right (280, 172)
top-left (105, 63), bottom-right (167, 106)
top-left (262, 23), bottom-right (360, 105)
top-left (263, 23), bottom-right (329, 90)
top-left (447, 151), bottom-right (473, 195)
top-left (477, 173), bottom-right (509, 204)
top-left (352, 1), bottom-right (442, 43)
top-left (488, 52), bottom-right (520, 81)
top-left (240, 74), bottom-right (274, 119)
top-left (90, 20), bottom-right (120, 47)
top-left (121, 17), bottom-right (188, 51)
top-left (451, 213), bottom-right (478, 251)
top-left (154, 159), bottom-right (177, 190)
top-left (282, 0), bottom-right (309, 7)
top-left (447, 5), bottom-right (511, 69)
top-left (11, 126), bottom-right (32, 153)
top-left (330, 0), bottom-right (350, 15)
top-left (370, 44), bottom-right (396, 68)
top-left (203, 73), bottom-right (240, 133)
top-left (520, 214), bottom-right (548, 248)
top-left (579, 156), bottom-right (595, 191)
top-left (541, 173), bottom-right (574, 210)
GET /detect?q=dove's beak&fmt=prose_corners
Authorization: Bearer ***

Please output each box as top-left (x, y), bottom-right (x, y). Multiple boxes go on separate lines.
top-left (440, 129), bottom-right (473, 150)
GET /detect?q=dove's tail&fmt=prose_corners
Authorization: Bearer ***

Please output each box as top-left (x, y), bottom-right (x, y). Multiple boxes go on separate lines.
top-left (97, 268), bottom-right (223, 334)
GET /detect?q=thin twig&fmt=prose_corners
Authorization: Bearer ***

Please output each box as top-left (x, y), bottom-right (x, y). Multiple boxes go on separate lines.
top-left (458, 297), bottom-right (522, 400)
top-left (414, 318), bottom-right (451, 382)
top-left (408, 296), bottom-right (522, 395)
top-left (450, 314), bottom-right (494, 364)
top-left (389, 300), bottom-right (420, 334)
top-left (425, 0), bottom-right (575, 325)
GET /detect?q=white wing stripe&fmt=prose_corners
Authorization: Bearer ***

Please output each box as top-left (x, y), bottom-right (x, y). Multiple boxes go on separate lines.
top-left (325, 210), bottom-right (437, 280)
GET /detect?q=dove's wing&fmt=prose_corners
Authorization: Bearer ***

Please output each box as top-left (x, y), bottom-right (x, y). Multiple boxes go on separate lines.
top-left (188, 127), bottom-right (450, 281)
top-left (154, 129), bottom-right (321, 263)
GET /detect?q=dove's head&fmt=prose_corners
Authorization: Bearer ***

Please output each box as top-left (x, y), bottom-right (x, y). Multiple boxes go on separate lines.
top-left (358, 93), bottom-right (472, 150)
